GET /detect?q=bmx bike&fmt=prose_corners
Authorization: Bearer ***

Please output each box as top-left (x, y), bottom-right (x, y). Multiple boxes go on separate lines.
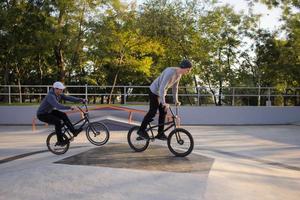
top-left (46, 103), bottom-right (110, 155)
top-left (127, 106), bottom-right (194, 157)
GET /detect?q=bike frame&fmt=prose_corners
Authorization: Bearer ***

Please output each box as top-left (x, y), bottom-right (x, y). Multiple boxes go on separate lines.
top-left (62, 103), bottom-right (90, 137)
top-left (145, 106), bottom-right (179, 139)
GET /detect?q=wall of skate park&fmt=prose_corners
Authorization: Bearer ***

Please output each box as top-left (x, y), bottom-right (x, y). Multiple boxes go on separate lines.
top-left (0, 105), bottom-right (300, 126)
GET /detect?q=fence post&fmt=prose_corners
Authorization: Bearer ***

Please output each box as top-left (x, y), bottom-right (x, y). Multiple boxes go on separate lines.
top-left (197, 87), bottom-right (200, 106)
top-left (19, 85), bottom-right (22, 103)
top-left (232, 87), bottom-right (235, 106)
top-left (266, 87), bottom-right (271, 106)
top-left (8, 85), bottom-right (11, 104)
top-left (85, 84), bottom-right (88, 100)
top-left (258, 86), bottom-right (261, 106)
top-left (124, 86), bottom-right (127, 105)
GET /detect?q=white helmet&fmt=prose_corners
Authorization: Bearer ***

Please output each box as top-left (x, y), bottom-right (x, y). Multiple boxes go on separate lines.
top-left (53, 81), bottom-right (65, 90)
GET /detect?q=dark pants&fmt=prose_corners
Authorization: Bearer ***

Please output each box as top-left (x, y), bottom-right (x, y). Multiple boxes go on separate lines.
top-left (139, 90), bottom-right (167, 134)
top-left (37, 110), bottom-right (75, 142)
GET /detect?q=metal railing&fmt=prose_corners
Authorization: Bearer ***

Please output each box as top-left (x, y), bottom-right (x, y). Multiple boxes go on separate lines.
top-left (0, 85), bottom-right (299, 106)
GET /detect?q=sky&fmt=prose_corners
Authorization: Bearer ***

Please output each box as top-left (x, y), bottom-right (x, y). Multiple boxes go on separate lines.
top-left (217, 0), bottom-right (284, 31)
top-left (124, 0), bottom-right (284, 32)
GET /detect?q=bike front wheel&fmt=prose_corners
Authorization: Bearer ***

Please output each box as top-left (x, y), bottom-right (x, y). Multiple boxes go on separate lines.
top-left (86, 122), bottom-right (110, 146)
top-left (127, 126), bottom-right (149, 152)
top-left (167, 128), bottom-right (194, 157)
top-left (46, 132), bottom-right (70, 155)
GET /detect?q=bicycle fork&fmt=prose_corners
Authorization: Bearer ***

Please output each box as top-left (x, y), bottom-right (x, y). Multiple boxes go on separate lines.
top-left (175, 130), bottom-right (184, 145)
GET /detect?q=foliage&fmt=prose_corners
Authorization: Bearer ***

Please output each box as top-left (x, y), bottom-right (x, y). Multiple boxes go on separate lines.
top-left (0, 0), bottom-right (299, 105)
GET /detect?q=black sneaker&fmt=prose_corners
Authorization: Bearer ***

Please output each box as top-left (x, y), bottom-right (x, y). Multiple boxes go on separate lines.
top-left (55, 140), bottom-right (68, 146)
top-left (137, 130), bottom-right (150, 140)
top-left (72, 128), bottom-right (82, 137)
top-left (155, 133), bottom-right (168, 140)
top-left (136, 136), bottom-right (145, 141)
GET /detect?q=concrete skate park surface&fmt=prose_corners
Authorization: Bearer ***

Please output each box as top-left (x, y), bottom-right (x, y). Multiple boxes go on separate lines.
top-left (0, 125), bottom-right (300, 200)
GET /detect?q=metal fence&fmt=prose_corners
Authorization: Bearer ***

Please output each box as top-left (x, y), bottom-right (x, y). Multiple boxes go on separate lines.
top-left (0, 85), bottom-right (299, 106)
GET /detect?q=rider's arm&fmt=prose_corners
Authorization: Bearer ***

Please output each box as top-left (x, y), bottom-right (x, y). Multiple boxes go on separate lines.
top-left (158, 73), bottom-right (174, 105)
top-left (172, 78), bottom-right (180, 104)
top-left (61, 94), bottom-right (83, 103)
top-left (47, 94), bottom-right (71, 110)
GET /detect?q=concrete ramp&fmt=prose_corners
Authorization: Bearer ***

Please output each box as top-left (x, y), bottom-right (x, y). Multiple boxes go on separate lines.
top-left (89, 116), bottom-right (140, 131)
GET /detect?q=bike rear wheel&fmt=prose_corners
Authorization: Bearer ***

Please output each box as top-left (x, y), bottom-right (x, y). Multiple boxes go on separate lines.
top-left (127, 126), bottom-right (149, 152)
top-left (46, 132), bottom-right (70, 155)
top-left (167, 128), bottom-right (194, 157)
top-left (86, 122), bottom-right (110, 146)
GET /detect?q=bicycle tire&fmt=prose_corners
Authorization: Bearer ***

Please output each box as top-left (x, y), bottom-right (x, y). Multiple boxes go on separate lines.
top-left (86, 122), bottom-right (110, 146)
top-left (127, 126), bottom-right (149, 152)
top-left (167, 128), bottom-right (194, 157)
top-left (46, 132), bottom-right (69, 155)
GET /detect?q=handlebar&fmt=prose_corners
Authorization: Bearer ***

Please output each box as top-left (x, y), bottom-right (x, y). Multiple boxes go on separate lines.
top-left (76, 102), bottom-right (88, 114)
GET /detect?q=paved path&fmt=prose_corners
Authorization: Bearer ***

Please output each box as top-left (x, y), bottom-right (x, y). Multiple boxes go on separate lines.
top-left (0, 125), bottom-right (300, 200)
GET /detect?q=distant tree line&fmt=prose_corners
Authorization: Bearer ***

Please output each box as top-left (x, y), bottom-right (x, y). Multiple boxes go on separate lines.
top-left (0, 0), bottom-right (299, 105)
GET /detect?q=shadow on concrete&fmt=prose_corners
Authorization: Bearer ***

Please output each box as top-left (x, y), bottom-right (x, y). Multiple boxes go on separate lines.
top-left (55, 143), bottom-right (214, 174)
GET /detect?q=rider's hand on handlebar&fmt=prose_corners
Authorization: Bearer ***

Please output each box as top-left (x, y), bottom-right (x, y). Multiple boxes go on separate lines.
top-left (70, 106), bottom-right (77, 111)
top-left (175, 101), bottom-right (181, 106)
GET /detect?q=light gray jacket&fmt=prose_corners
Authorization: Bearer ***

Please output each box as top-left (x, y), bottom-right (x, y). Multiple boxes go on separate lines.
top-left (150, 67), bottom-right (181, 104)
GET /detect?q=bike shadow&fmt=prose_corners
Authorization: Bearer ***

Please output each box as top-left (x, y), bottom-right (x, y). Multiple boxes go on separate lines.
top-left (55, 143), bottom-right (214, 174)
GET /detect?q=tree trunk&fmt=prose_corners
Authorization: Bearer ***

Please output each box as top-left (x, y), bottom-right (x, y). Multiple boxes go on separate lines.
top-left (108, 70), bottom-right (120, 104)
top-left (284, 88), bottom-right (290, 106)
top-left (4, 62), bottom-right (10, 85)
top-left (71, 5), bottom-right (85, 70)
top-left (54, 44), bottom-right (66, 82)
top-left (218, 80), bottom-right (222, 106)
top-left (296, 90), bottom-right (300, 106)
top-left (54, 8), bottom-right (66, 82)
top-left (18, 81), bottom-right (22, 103)
top-left (205, 74), bottom-right (217, 105)
top-left (218, 48), bottom-right (223, 106)
top-left (15, 66), bottom-right (23, 103)
top-left (3, 62), bottom-right (10, 102)
top-left (38, 54), bottom-right (43, 84)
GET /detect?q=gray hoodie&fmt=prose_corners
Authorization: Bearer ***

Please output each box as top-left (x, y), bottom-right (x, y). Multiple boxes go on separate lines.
top-left (150, 67), bottom-right (181, 104)
top-left (37, 88), bottom-right (82, 115)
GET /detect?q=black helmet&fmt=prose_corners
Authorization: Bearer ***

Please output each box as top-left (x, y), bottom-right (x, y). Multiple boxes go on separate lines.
top-left (180, 59), bottom-right (192, 68)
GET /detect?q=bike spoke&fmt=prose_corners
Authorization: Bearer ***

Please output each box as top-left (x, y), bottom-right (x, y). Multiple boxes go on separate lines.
top-left (127, 126), bottom-right (149, 152)
top-left (168, 128), bottom-right (194, 157)
top-left (86, 122), bottom-right (109, 146)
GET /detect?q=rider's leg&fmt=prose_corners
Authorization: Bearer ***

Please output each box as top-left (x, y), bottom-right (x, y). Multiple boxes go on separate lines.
top-left (139, 91), bottom-right (159, 134)
top-left (37, 113), bottom-right (64, 143)
top-left (157, 103), bottom-right (167, 134)
top-left (51, 110), bottom-right (81, 135)
top-left (154, 104), bottom-right (168, 140)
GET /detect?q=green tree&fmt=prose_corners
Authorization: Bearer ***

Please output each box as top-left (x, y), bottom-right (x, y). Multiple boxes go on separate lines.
top-left (197, 5), bottom-right (243, 105)
top-left (86, 3), bottom-right (163, 103)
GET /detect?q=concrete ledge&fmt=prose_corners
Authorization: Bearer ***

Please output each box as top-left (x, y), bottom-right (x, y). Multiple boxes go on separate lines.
top-left (126, 106), bottom-right (300, 125)
top-left (0, 105), bottom-right (299, 125)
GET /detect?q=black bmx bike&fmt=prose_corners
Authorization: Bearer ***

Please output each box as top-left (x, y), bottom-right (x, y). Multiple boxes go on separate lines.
top-left (46, 103), bottom-right (110, 155)
top-left (127, 106), bottom-right (194, 157)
